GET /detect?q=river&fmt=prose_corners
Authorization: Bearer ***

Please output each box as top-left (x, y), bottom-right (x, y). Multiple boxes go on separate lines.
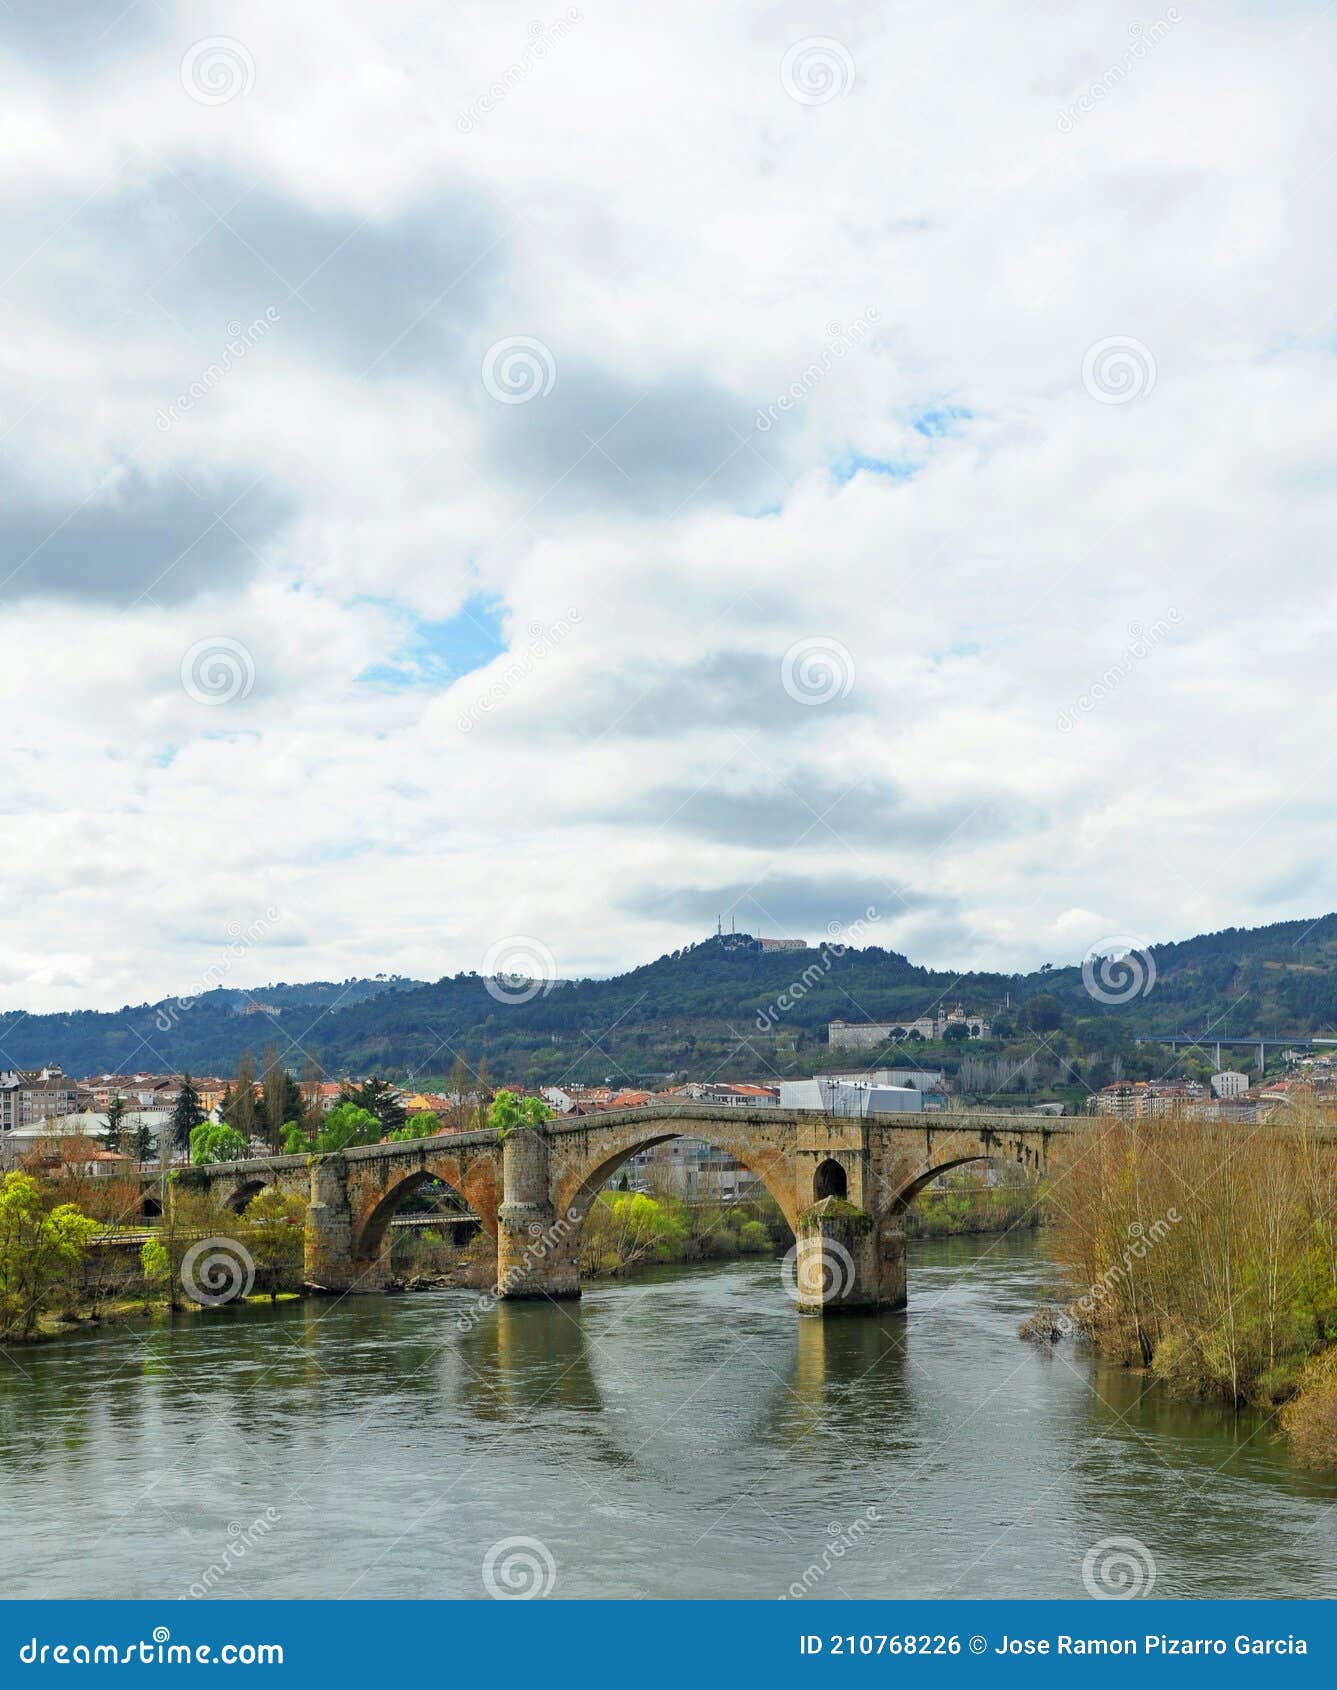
top-left (2, 1232), bottom-right (1334, 1600)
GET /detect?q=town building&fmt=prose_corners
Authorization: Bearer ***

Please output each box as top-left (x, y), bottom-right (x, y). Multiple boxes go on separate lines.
top-left (0, 1067), bottom-right (90, 1137)
top-left (1210, 1071), bottom-right (1250, 1099)
top-left (828, 1007), bottom-right (991, 1051)
top-left (777, 1077), bottom-right (929, 1115)
top-left (620, 1137), bottom-right (760, 1201)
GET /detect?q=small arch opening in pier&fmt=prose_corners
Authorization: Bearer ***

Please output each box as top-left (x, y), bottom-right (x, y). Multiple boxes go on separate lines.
top-left (813, 1158), bottom-right (847, 1201)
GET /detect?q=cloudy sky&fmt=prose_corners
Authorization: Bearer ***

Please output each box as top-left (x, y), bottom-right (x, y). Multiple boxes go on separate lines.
top-left (2, 0), bottom-right (1335, 1011)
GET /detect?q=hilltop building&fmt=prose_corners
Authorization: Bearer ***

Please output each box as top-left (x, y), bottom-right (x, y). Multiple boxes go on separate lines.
top-left (828, 1007), bottom-right (990, 1051)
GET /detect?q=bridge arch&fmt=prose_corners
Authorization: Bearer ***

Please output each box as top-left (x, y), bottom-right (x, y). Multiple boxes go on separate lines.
top-left (539, 1123), bottom-right (799, 1291)
top-left (352, 1161), bottom-right (498, 1269)
top-left (813, 1157), bottom-right (848, 1201)
top-left (225, 1177), bottom-right (271, 1214)
top-left (559, 1129), bottom-right (797, 1228)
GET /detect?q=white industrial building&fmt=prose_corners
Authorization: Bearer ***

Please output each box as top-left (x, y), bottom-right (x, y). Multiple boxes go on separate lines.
top-left (777, 1077), bottom-right (927, 1115)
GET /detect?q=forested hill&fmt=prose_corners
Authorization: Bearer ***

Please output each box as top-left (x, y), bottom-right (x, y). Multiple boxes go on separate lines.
top-left (4, 916), bottom-right (1337, 1087)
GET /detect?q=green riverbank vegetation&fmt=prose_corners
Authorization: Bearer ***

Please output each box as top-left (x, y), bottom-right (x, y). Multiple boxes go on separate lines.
top-left (0, 1160), bottom-right (309, 1342)
top-left (1027, 1104), bottom-right (1337, 1470)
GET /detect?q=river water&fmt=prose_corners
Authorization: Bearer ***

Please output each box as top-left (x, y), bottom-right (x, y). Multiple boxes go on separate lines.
top-left (2, 1233), bottom-right (1334, 1600)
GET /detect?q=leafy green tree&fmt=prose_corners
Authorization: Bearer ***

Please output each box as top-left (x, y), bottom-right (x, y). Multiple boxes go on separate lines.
top-left (339, 1078), bottom-right (406, 1135)
top-left (1021, 994), bottom-right (1064, 1033)
top-left (140, 1236), bottom-right (169, 1304)
top-left (190, 1122), bottom-right (249, 1165)
top-left (488, 1090), bottom-right (553, 1138)
top-left (0, 1172), bottom-right (100, 1340)
top-left (387, 1110), bottom-right (443, 1141)
top-left (239, 1188), bottom-right (306, 1299)
top-left (171, 1073), bottom-right (205, 1160)
top-left (284, 1102), bottom-right (382, 1154)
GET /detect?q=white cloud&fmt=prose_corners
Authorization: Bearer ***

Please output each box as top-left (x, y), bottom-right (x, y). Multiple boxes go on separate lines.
top-left (2, 0), bottom-right (1336, 1009)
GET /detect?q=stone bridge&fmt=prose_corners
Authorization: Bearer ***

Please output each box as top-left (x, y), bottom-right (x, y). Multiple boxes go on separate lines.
top-left (170, 1104), bottom-right (1071, 1315)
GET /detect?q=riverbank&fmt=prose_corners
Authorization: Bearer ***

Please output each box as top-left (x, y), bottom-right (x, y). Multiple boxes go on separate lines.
top-left (1027, 1109), bottom-right (1337, 1471)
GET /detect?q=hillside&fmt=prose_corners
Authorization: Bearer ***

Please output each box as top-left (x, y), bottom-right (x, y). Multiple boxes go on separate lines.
top-left (4, 917), bottom-right (1337, 1099)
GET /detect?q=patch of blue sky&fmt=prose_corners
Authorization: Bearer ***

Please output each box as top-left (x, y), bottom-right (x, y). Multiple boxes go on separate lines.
top-left (830, 451), bottom-right (919, 486)
top-left (909, 403), bottom-right (973, 438)
top-left (931, 640), bottom-right (983, 664)
top-left (356, 592), bottom-right (506, 691)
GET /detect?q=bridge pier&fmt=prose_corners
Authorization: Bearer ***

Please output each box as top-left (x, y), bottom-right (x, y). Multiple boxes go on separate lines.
top-left (304, 1155), bottom-right (387, 1293)
top-left (496, 1128), bottom-right (580, 1300)
top-left (795, 1198), bottom-right (906, 1314)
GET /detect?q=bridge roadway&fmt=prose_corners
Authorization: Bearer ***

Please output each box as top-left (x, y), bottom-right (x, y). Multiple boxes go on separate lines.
top-left (161, 1103), bottom-right (1074, 1316)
